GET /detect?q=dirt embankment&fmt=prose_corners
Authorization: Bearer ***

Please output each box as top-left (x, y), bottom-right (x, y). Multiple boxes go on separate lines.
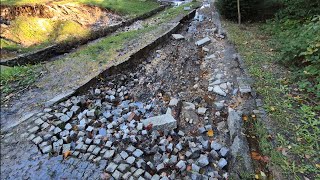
top-left (0, 3), bottom-right (122, 25)
top-left (0, 3), bottom-right (123, 52)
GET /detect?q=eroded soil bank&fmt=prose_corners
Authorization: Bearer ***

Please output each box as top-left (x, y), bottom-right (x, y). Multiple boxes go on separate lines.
top-left (0, 3), bottom-right (123, 58)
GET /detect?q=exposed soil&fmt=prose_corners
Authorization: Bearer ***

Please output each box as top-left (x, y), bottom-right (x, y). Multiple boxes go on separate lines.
top-left (0, 3), bottom-right (122, 25)
top-left (0, 3), bottom-right (123, 58)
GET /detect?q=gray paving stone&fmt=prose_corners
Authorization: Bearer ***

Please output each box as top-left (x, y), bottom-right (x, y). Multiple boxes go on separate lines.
top-left (218, 158), bottom-right (227, 168)
top-left (141, 114), bottom-right (177, 131)
top-left (133, 168), bottom-right (145, 177)
top-left (92, 147), bottom-right (101, 155)
top-left (120, 151), bottom-right (129, 159)
top-left (126, 156), bottom-right (135, 165)
top-left (112, 170), bottom-right (123, 179)
top-left (28, 126), bottom-right (39, 134)
top-left (117, 163), bottom-right (130, 172)
top-left (32, 136), bottom-right (43, 145)
top-left (106, 162), bottom-right (118, 173)
top-left (132, 149), bottom-right (143, 158)
top-left (103, 150), bottom-right (115, 159)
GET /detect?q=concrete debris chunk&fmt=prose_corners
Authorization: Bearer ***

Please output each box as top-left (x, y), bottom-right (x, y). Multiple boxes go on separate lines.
top-left (195, 37), bottom-right (211, 46)
top-left (141, 114), bottom-right (177, 131)
top-left (172, 34), bottom-right (185, 40)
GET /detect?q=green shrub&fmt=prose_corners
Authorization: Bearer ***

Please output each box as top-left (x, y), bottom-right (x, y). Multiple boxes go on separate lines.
top-left (266, 16), bottom-right (320, 98)
top-left (277, 0), bottom-right (320, 20)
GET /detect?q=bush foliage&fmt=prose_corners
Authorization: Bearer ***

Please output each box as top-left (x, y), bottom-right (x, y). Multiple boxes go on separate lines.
top-left (217, 0), bottom-right (320, 98)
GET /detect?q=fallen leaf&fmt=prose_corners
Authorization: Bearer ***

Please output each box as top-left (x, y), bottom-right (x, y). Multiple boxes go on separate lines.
top-left (251, 151), bottom-right (262, 160)
top-left (207, 129), bottom-right (214, 137)
top-left (270, 107), bottom-right (276, 112)
top-left (187, 165), bottom-right (192, 171)
top-left (260, 171), bottom-right (267, 177)
top-left (242, 115), bottom-right (248, 121)
top-left (255, 174), bottom-right (259, 179)
top-left (127, 112), bottom-right (136, 121)
top-left (145, 124), bottom-right (153, 131)
top-left (316, 164), bottom-right (320, 168)
top-left (305, 154), bottom-right (311, 159)
top-left (63, 150), bottom-right (71, 159)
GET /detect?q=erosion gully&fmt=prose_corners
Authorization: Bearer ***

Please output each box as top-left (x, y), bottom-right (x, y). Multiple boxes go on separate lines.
top-left (1, 1), bottom-right (268, 179)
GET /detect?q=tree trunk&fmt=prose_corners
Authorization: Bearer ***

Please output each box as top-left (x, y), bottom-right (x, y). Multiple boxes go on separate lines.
top-left (237, 0), bottom-right (241, 25)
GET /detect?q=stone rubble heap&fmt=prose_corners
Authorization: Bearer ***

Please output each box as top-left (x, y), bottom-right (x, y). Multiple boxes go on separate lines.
top-left (26, 75), bottom-right (230, 179)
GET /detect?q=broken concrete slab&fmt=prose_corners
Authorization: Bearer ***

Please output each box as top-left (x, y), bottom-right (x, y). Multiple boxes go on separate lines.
top-left (205, 54), bottom-right (216, 60)
top-left (213, 86), bottom-right (227, 96)
top-left (172, 34), bottom-right (185, 40)
top-left (195, 37), bottom-right (211, 46)
top-left (141, 114), bottom-right (177, 131)
top-left (237, 77), bottom-right (252, 94)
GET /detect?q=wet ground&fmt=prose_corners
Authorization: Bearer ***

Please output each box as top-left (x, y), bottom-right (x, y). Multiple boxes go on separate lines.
top-left (1, 1), bottom-right (256, 179)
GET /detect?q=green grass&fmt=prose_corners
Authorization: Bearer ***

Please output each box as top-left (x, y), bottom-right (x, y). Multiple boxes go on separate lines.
top-left (0, 65), bottom-right (41, 96)
top-left (223, 21), bottom-right (320, 179)
top-left (0, 0), bottom-right (160, 16)
top-left (71, 26), bottom-right (154, 63)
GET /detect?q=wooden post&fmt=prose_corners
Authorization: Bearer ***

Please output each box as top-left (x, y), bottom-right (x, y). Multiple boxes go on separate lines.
top-left (237, 0), bottom-right (241, 25)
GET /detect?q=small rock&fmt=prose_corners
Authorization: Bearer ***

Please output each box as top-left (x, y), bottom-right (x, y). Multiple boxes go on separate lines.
top-left (197, 107), bottom-right (207, 115)
top-left (169, 98), bottom-right (179, 106)
top-left (156, 163), bottom-right (165, 172)
top-left (219, 147), bottom-right (229, 157)
top-left (42, 145), bottom-right (52, 153)
top-left (192, 163), bottom-right (200, 173)
top-left (197, 154), bottom-right (209, 167)
top-left (172, 34), bottom-right (184, 40)
top-left (120, 151), bottom-right (129, 159)
top-left (211, 141), bottom-right (222, 151)
top-left (176, 160), bottom-right (186, 171)
top-left (213, 86), bottom-right (226, 96)
top-left (133, 149), bottom-right (144, 158)
top-left (65, 123), bottom-right (72, 130)
top-left (106, 162), bottom-right (118, 173)
top-left (126, 156), bottom-right (135, 164)
top-left (195, 37), bottom-right (211, 46)
top-left (86, 109), bottom-right (95, 117)
top-left (95, 89), bottom-right (101, 95)
top-left (103, 150), bottom-right (115, 159)
top-left (218, 158), bottom-right (227, 168)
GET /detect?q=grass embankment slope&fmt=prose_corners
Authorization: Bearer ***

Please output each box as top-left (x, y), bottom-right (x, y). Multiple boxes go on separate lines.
top-left (0, 0), bottom-right (160, 16)
top-left (0, 0), bottom-right (160, 53)
top-left (222, 21), bottom-right (320, 179)
top-left (0, 3), bottom-right (198, 100)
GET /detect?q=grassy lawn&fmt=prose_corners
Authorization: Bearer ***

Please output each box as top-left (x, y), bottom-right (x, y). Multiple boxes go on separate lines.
top-left (0, 65), bottom-right (42, 98)
top-left (222, 21), bottom-right (320, 179)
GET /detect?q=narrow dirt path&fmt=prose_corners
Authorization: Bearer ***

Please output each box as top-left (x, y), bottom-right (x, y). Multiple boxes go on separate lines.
top-left (1, 1), bottom-right (255, 179)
